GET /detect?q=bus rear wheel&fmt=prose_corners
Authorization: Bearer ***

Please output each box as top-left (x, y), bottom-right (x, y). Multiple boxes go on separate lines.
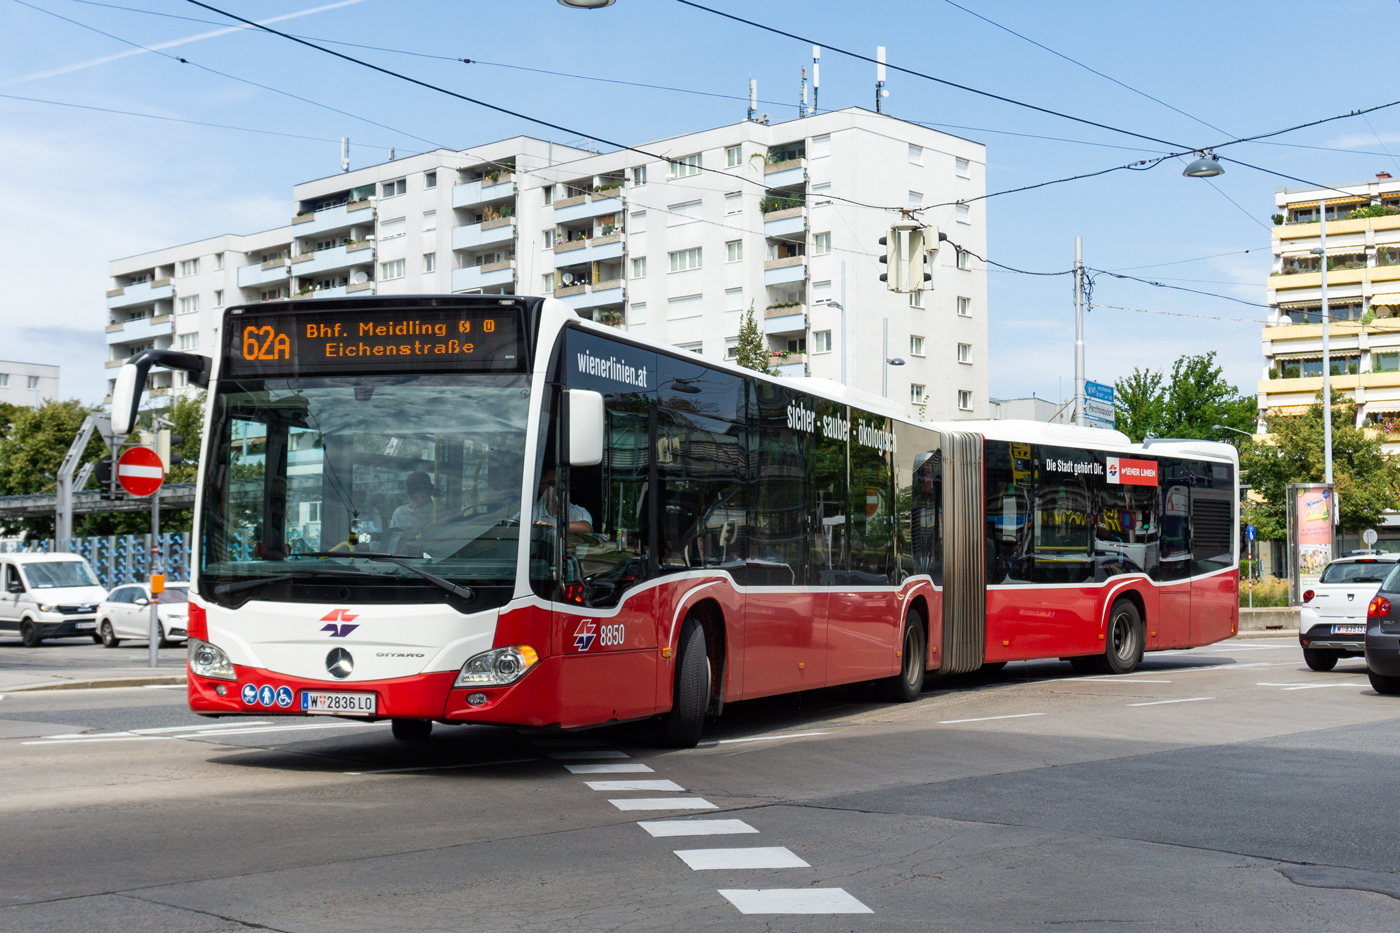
top-left (879, 610), bottom-right (927, 702)
top-left (391, 719), bottom-right (432, 741)
top-left (656, 616), bottom-right (709, 748)
top-left (1075, 599), bottom-right (1144, 675)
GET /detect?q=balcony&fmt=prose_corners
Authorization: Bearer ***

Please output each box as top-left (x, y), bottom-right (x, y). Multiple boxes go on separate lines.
top-left (764, 157), bottom-right (806, 190)
top-left (311, 284), bottom-right (348, 299)
top-left (552, 189), bottom-right (624, 225)
top-left (763, 305), bottom-right (806, 335)
top-left (291, 243), bottom-right (374, 277)
top-left (552, 233), bottom-right (624, 268)
top-left (107, 278), bottom-right (173, 310)
top-left (452, 259), bottom-right (516, 292)
top-left (774, 354), bottom-right (807, 378)
top-left (237, 260), bottom-right (291, 289)
top-left (452, 218), bottom-right (516, 251)
top-left (763, 205), bottom-right (807, 238)
top-left (106, 314), bottom-right (172, 347)
top-left (452, 174), bottom-right (515, 209)
top-left (557, 279), bottom-right (624, 312)
top-left (291, 199), bottom-right (371, 237)
top-left (764, 255), bottom-right (807, 286)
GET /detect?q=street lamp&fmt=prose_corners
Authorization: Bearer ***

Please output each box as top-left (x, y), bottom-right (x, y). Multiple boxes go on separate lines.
top-left (826, 300), bottom-right (846, 386)
top-left (557, 0), bottom-right (614, 6)
top-left (880, 318), bottom-right (906, 398)
top-left (1182, 152), bottom-right (1225, 178)
top-left (1212, 424), bottom-right (1253, 439)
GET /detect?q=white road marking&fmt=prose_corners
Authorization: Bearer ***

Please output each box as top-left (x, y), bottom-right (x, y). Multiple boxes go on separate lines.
top-left (187, 722), bottom-right (384, 738)
top-left (675, 847), bottom-right (809, 870)
top-left (609, 797), bottom-right (717, 811)
top-left (23, 720), bottom-right (384, 745)
top-left (1081, 678), bottom-right (1173, 683)
top-left (1128, 697), bottom-right (1213, 707)
top-left (547, 750), bottom-right (630, 760)
top-left (638, 819), bottom-right (759, 837)
top-left (585, 779), bottom-right (685, 792)
top-left (345, 757), bottom-right (537, 775)
top-left (939, 713), bottom-right (1045, 724)
top-left (1282, 683), bottom-right (1367, 691)
top-left (698, 731), bottom-right (830, 747)
top-left (132, 721), bottom-right (273, 734)
top-left (719, 888), bottom-right (872, 915)
top-left (23, 734), bottom-right (171, 746)
top-left (142, 684), bottom-right (186, 689)
top-left (564, 763), bottom-right (653, 774)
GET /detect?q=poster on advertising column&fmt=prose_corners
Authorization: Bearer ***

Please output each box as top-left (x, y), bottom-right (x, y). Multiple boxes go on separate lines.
top-left (1287, 483), bottom-right (1335, 604)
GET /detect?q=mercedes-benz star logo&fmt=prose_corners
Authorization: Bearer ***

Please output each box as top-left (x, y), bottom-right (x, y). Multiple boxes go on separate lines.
top-left (326, 647), bottom-right (354, 679)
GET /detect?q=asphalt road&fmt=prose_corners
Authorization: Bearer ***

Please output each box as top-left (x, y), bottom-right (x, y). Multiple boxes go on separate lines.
top-left (3, 638), bottom-right (1399, 932)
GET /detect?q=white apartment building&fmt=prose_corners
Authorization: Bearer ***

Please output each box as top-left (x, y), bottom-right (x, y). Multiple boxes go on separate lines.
top-left (106, 109), bottom-right (987, 420)
top-left (0, 360), bottom-right (59, 408)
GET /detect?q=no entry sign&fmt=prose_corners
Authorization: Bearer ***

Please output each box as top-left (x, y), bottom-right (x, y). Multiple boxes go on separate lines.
top-left (116, 446), bottom-right (165, 498)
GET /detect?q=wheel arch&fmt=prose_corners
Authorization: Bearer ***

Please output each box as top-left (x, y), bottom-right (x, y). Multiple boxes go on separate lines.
top-left (685, 597), bottom-right (727, 713)
top-left (906, 593), bottom-right (932, 669)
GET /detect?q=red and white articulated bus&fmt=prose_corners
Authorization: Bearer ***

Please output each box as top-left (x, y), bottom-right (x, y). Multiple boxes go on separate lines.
top-left (110, 295), bottom-right (1239, 747)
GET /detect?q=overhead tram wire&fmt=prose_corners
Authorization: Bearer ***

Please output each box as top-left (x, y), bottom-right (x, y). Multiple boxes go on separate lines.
top-left (184, 0), bottom-right (901, 215)
top-left (939, 0), bottom-right (1232, 136)
top-left (0, 91), bottom-right (404, 148)
top-left (14, 0), bottom-right (450, 150)
top-left (1105, 248), bottom-right (1268, 272)
top-left (1087, 268), bottom-right (1270, 308)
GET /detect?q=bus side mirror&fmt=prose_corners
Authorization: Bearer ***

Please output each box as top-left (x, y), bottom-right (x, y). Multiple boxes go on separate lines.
top-left (567, 389), bottom-right (605, 467)
top-left (111, 361), bottom-right (145, 436)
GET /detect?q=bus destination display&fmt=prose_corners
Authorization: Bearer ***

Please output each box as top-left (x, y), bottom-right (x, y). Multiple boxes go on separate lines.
top-left (226, 308), bottom-right (521, 374)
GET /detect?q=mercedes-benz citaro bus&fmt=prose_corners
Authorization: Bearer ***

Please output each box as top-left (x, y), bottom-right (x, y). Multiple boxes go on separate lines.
top-left (108, 295), bottom-right (1240, 747)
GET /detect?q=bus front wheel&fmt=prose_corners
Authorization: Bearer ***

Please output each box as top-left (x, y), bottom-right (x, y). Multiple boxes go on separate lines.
top-left (656, 616), bottom-right (709, 748)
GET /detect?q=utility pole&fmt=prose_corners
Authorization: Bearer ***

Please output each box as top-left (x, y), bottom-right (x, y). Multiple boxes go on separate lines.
top-left (840, 260), bottom-right (847, 385)
top-left (1074, 236), bottom-right (1086, 427)
top-left (882, 317), bottom-right (890, 397)
top-left (875, 46), bottom-right (886, 113)
top-left (1319, 200), bottom-right (1333, 487)
top-left (812, 46), bottom-right (820, 114)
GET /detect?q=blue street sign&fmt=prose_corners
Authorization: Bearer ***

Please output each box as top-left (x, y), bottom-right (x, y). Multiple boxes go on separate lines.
top-left (1246, 524), bottom-right (1256, 541)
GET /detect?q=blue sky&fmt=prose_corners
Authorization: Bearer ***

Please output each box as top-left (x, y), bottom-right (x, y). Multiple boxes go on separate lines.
top-left (2, 0), bottom-right (1396, 405)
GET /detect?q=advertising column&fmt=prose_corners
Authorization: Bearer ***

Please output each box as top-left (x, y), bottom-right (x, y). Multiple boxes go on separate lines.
top-left (1287, 484), bottom-right (1335, 605)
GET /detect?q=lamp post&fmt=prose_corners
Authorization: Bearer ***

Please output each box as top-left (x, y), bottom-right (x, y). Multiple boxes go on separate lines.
top-left (826, 299), bottom-right (846, 385)
top-left (1212, 424), bottom-right (1253, 439)
top-left (882, 317), bottom-right (905, 397)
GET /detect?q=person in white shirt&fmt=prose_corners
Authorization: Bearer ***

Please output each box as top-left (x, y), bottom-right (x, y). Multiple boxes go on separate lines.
top-left (534, 468), bottom-right (592, 534)
top-left (390, 472), bottom-right (436, 542)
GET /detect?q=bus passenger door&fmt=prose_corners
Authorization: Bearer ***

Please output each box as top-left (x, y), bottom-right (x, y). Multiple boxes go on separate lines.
top-left (1189, 469), bottom-right (1237, 644)
top-left (1157, 480), bottom-right (1192, 647)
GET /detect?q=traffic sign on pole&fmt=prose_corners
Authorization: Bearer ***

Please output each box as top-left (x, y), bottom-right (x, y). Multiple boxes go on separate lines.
top-left (116, 446), bottom-right (165, 498)
top-left (1245, 524), bottom-right (1256, 542)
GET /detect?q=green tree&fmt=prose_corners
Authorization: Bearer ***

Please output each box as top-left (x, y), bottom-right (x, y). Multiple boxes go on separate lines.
top-left (1241, 390), bottom-right (1400, 538)
top-left (0, 400), bottom-right (106, 538)
top-left (734, 300), bottom-right (776, 376)
top-left (1112, 352), bottom-right (1254, 443)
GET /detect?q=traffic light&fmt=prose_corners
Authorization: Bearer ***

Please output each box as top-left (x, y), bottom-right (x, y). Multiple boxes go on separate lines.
top-left (95, 456), bottom-right (117, 500)
top-left (156, 429), bottom-right (184, 469)
top-left (878, 222), bottom-right (937, 293)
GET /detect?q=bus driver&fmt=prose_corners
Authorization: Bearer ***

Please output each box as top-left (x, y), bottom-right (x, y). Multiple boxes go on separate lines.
top-left (534, 468), bottom-right (592, 534)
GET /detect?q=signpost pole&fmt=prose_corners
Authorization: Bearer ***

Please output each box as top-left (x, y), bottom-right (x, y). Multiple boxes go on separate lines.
top-left (149, 490), bottom-right (160, 668)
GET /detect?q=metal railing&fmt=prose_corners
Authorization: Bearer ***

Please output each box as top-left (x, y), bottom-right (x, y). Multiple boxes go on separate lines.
top-left (0, 533), bottom-right (192, 590)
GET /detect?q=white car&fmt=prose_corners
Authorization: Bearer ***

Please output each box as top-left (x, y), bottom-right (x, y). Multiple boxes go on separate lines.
top-left (0, 553), bottom-right (108, 647)
top-left (96, 582), bottom-right (191, 648)
top-left (1299, 554), bottom-right (1400, 671)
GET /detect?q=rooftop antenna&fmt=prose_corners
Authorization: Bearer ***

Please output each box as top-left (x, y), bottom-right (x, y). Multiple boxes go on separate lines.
top-left (388, 147), bottom-right (396, 161)
top-left (875, 45), bottom-right (887, 113)
top-left (800, 66), bottom-right (808, 117)
top-left (748, 78), bottom-right (757, 122)
top-left (812, 46), bottom-right (820, 114)
top-left (341, 137), bottom-right (349, 173)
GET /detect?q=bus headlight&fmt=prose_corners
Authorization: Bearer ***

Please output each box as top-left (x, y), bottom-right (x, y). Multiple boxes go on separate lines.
top-left (455, 645), bottom-right (539, 687)
top-left (188, 638), bottom-right (236, 681)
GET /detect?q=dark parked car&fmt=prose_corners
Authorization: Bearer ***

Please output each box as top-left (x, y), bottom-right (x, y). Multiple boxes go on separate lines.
top-left (1363, 563), bottom-right (1400, 694)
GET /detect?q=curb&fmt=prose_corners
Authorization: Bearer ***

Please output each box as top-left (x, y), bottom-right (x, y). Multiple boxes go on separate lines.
top-left (2, 675), bottom-right (187, 693)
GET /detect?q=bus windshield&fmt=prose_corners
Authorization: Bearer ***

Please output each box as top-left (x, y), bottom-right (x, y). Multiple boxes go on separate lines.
top-left (199, 373), bottom-right (529, 604)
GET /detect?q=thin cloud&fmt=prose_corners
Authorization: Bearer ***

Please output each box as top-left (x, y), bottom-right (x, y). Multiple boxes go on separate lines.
top-left (2, 0), bottom-right (370, 87)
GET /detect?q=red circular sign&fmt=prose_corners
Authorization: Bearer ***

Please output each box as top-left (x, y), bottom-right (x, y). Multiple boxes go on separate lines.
top-left (116, 446), bottom-right (165, 498)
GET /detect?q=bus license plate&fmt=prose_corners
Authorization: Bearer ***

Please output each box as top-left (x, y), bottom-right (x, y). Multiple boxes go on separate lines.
top-left (300, 691), bottom-right (376, 715)
top-left (1331, 624), bottom-right (1364, 635)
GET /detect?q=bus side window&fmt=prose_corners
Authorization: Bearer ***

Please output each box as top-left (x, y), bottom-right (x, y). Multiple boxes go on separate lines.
top-left (983, 441), bottom-right (1032, 584)
top-left (1157, 458), bottom-right (1192, 582)
top-left (1030, 446), bottom-right (1094, 585)
top-left (902, 445), bottom-right (942, 585)
top-left (1094, 469), bottom-right (1159, 580)
top-left (569, 402), bottom-right (650, 608)
top-left (849, 409), bottom-right (894, 584)
top-left (749, 382), bottom-right (808, 586)
top-left (811, 398), bottom-right (848, 583)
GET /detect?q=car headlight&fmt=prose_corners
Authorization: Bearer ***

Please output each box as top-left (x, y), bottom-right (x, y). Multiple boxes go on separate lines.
top-left (188, 638), bottom-right (236, 681)
top-left (37, 604), bottom-right (55, 613)
top-left (454, 645), bottom-right (539, 688)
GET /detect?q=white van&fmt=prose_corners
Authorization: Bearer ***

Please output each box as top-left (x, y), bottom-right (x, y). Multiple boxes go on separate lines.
top-left (0, 553), bottom-right (108, 647)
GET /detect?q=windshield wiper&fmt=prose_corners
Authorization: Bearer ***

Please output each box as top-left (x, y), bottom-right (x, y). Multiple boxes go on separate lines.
top-left (214, 574), bottom-right (296, 597)
top-left (290, 552), bottom-right (475, 603)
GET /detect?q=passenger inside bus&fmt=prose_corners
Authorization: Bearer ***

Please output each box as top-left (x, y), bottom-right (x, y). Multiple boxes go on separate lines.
top-left (388, 471), bottom-right (437, 549)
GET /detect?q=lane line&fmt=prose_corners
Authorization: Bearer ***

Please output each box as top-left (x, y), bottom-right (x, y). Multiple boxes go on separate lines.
top-left (188, 722), bottom-right (385, 737)
top-left (25, 720), bottom-right (385, 745)
top-left (939, 713), bottom-right (1045, 724)
top-left (132, 721), bottom-right (273, 734)
top-left (1128, 697), bottom-right (1213, 707)
top-left (547, 750), bottom-right (630, 760)
top-left (698, 731), bottom-right (830, 747)
top-left (1080, 678), bottom-right (1173, 683)
top-left (585, 779), bottom-right (685, 792)
top-left (345, 757), bottom-right (537, 775)
top-left (609, 797), bottom-right (717, 811)
top-left (638, 819), bottom-right (759, 837)
top-left (1282, 683), bottom-right (1367, 691)
top-left (564, 763), bottom-right (654, 774)
top-left (675, 847), bottom-right (809, 870)
top-left (23, 734), bottom-right (172, 746)
top-left (719, 888), bottom-right (872, 915)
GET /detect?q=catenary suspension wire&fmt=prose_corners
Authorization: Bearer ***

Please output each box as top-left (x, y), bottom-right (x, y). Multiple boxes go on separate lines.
top-left (1088, 268), bottom-right (1269, 308)
top-left (184, 0), bottom-right (898, 214)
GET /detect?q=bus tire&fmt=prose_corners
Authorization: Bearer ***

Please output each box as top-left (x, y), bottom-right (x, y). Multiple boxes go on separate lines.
top-left (1304, 648), bottom-right (1338, 672)
top-left (391, 718), bottom-right (432, 741)
top-left (879, 610), bottom-right (927, 702)
top-left (980, 661), bottom-right (1007, 674)
top-left (1101, 599), bottom-right (1144, 675)
top-left (656, 616), bottom-right (708, 748)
